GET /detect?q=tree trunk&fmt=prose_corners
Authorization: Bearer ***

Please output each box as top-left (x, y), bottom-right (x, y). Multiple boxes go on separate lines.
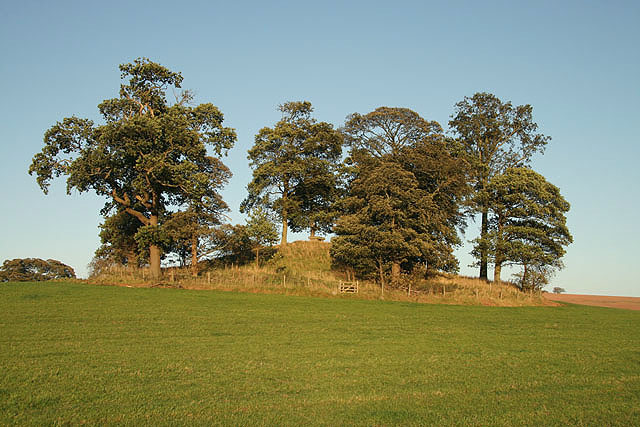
top-left (493, 214), bottom-right (504, 283)
top-left (149, 213), bottom-right (162, 280)
top-left (126, 251), bottom-right (137, 268)
top-left (378, 258), bottom-right (385, 297)
top-left (479, 208), bottom-right (489, 280)
top-left (150, 244), bottom-right (161, 280)
top-left (281, 181), bottom-right (288, 245)
top-left (255, 247), bottom-right (260, 268)
top-left (392, 262), bottom-right (401, 282)
top-left (310, 220), bottom-right (316, 239)
top-left (493, 262), bottom-right (502, 283)
top-left (281, 215), bottom-right (288, 245)
top-left (191, 235), bottom-right (198, 277)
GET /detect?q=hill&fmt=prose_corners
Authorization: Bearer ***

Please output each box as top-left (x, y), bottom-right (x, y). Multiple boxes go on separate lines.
top-left (90, 240), bottom-right (549, 307)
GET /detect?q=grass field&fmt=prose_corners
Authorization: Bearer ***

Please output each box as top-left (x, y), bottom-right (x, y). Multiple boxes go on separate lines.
top-left (1, 282), bottom-right (639, 425)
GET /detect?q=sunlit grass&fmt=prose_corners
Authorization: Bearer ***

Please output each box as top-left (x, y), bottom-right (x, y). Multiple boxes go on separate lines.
top-left (1, 281), bottom-right (639, 425)
top-left (90, 241), bottom-right (546, 307)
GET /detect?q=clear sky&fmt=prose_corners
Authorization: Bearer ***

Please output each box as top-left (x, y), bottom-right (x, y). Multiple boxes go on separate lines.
top-left (1, 0), bottom-right (638, 296)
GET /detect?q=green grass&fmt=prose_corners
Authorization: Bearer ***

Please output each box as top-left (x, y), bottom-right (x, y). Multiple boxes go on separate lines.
top-left (92, 241), bottom-right (543, 307)
top-left (1, 282), bottom-right (639, 425)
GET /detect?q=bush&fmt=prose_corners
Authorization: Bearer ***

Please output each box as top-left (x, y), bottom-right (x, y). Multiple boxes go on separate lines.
top-left (0, 258), bottom-right (76, 282)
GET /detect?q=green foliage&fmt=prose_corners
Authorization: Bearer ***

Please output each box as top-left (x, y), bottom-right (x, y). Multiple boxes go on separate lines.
top-left (134, 225), bottom-right (173, 256)
top-left (246, 208), bottom-right (279, 248)
top-left (206, 211), bottom-right (279, 267)
top-left (333, 107), bottom-right (468, 284)
top-left (162, 179), bottom-right (231, 271)
top-left (241, 101), bottom-right (343, 243)
top-left (332, 161), bottom-right (448, 284)
top-left (342, 106), bottom-right (443, 157)
top-left (29, 58), bottom-right (235, 278)
top-left (0, 258), bottom-right (75, 282)
top-left (2, 282), bottom-right (639, 425)
top-left (209, 224), bottom-right (255, 265)
top-left (94, 209), bottom-right (143, 268)
top-left (476, 167), bottom-right (573, 287)
top-left (449, 92), bottom-right (550, 279)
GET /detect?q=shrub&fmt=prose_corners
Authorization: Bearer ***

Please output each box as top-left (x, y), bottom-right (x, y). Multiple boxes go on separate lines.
top-left (0, 258), bottom-right (76, 282)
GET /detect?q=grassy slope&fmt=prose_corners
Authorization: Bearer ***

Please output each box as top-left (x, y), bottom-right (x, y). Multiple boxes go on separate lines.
top-left (94, 241), bottom-right (545, 307)
top-left (1, 282), bottom-right (639, 425)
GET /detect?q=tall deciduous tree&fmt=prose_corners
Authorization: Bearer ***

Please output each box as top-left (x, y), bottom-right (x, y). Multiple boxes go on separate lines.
top-left (29, 58), bottom-right (236, 280)
top-left (449, 92), bottom-right (550, 280)
top-left (476, 167), bottom-right (572, 286)
top-left (241, 101), bottom-right (342, 244)
top-left (334, 107), bottom-right (468, 282)
top-left (331, 160), bottom-right (438, 289)
top-left (342, 106), bottom-right (443, 158)
top-left (163, 161), bottom-right (231, 276)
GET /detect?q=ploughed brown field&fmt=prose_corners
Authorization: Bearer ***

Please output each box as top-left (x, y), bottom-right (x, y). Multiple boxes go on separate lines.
top-left (544, 293), bottom-right (640, 311)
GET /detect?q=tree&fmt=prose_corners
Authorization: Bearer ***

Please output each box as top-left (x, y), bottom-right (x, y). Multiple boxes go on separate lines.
top-left (245, 208), bottom-right (279, 266)
top-left (209, 224), bottom-right (254, 265)
top-left (342, 107), bottom-right (443, 158)
top-left (449, 93), bottom-right (550, 280)
top-left (29, 58), bottom-right (236, 280)
top-left (94, 208), bottom-right (144, 267)
top-left (396, 137), bottom-right (470, 271)
top-left (241, 101), bottom-right (343, 244)
top-left (334, 107), bottom-right (469, 282)
top-left (0, 258), bottom-right (76, 282)
top-left (477, 167), bottom-right (572, 286)
top-left (553, 287), bottom-right (566, 294)
top-left (163, 162), bottom-right (231, 276)
top-left (289, 148), bottom-right (345, 239)
top-left (331, 160), bottom-right (454, 290)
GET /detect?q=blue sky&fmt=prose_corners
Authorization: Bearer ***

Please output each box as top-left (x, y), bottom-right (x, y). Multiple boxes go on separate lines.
top-left (1, 0), bottom-right (638, 296)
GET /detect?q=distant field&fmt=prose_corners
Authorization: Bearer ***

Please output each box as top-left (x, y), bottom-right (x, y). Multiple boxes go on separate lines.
top-left (544, 293), bottom-right (640, 311)
top-left (1, 282), bottom-right (639, 425)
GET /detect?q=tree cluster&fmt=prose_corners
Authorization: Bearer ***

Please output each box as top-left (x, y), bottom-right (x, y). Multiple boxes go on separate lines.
top-left (29, 59), bottom-right (572, 289)
top-left (329, 108), bottom-right (468, 287)
top-left (0, 258), bottom-right (76, 282)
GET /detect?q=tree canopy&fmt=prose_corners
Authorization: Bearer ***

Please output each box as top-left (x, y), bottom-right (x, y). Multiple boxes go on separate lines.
top-left (26, 63), bottom-right (572, 292)
top-left (331, 160), bottom-right (446, 288)
top-left (241, 101), bottom-right (343, 244)
top-left (449, 92), bottom-right (550, 280)
top-left (332, 107), bottom-right (469, 286)
top-left (477, 167), bottom-right (572, 288)
top-left (29, 58), bottom-right (236, 279)
top-left (0, 258), bottom-right (76, 282)
top-left (342, 107), bottom-right (443, 158)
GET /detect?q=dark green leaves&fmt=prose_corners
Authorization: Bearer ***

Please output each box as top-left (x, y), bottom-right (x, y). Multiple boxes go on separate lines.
top-left (0, 258), bottom-right (76, 282)
top-left (29, 59), bottom-right (236, 278)
top-left (242, 101), bottom-right (343, 242)
top-left (479, 167), bottom-right (573, 287)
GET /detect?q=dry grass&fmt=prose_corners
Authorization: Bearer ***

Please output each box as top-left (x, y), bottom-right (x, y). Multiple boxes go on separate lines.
top-left (89, 241), bottom-right (550, 307)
